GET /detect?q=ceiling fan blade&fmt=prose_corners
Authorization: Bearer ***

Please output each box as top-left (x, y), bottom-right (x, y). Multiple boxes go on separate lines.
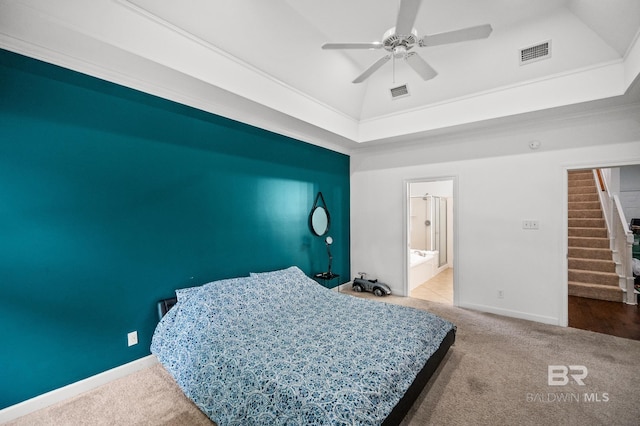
top-left (353, 55), bottom-right (392, 83)
top-left (421, 24), bottom-right (493, 47)
top-left (322, 42), bottom-right (383, 50)
top-left (395, 0), bottom-right (423, 35)
top-left (405, 52), bottom-right (438, 81)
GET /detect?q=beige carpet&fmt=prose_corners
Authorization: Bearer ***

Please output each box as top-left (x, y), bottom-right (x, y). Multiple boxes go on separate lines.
top-left (7, 293), bottom-right (640, 426)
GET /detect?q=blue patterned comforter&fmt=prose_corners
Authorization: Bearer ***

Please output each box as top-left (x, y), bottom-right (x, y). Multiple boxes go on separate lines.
top-left (151, 267), bottom-right (455, 425)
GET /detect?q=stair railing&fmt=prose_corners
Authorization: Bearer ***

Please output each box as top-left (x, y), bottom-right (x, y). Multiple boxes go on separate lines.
top-left (594, 169), bottom-right (612, 234)
top-left (595, 169), bottom-right (636, 305)
top-left (612, 194), bottom-right (636, 304)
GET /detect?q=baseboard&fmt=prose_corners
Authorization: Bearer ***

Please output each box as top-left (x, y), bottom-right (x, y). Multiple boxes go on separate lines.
top-left (0, 355), bottom-right (158, 423)
top-left (459, 302), bottom-right (560, 326)
top-left (333, 281), bottom-right (352, 292)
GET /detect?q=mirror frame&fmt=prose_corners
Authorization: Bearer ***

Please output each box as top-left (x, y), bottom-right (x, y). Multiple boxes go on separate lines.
top-left (309, 192), bottom-right (330, 236)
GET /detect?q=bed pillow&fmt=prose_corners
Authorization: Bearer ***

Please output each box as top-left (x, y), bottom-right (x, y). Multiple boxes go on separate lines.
top-left (175, 285), bottom-right (202, 302)
top-left (250, 266), bottom-right (319, 293)
top-left (249, 266), bottom-right (308, 281)
top-left (175, 276), bottom-right (253, 301)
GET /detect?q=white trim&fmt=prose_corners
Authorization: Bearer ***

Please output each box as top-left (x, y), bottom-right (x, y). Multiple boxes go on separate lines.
top-left (333, 282), bottom-right (353, 292)
top-left (0, 33), bottom-right (354, 156)
top-left (560, 168), bottom-right (570, 327)
top-left (403, 176), bottom-right (458, 304)
top-left (460, 302), bottom-right (560, 326)
top-left (117, 0), bottom-right (357, 125)
top-left (360, 60), bottom-right (622, 126)
top-left (0, 355), bottom-right (158, 423)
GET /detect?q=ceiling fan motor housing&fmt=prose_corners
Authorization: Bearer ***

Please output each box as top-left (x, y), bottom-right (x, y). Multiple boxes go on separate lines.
top-left (383, 27), bottom-right (419, 55)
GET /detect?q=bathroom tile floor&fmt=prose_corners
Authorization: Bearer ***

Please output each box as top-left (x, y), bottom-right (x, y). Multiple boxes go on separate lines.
top-left (410, 268), bottom-right (453, 305)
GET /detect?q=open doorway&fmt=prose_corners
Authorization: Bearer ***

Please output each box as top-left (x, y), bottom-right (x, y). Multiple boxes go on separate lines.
top-left (566, 164), bottom-right (640, 340)
top-left (406, 179), bottom-right (454, 305)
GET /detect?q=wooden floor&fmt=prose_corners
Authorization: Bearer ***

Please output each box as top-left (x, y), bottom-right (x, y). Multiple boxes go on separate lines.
top-left (410, 274), bottom-right (640, 340)
top-left (568, 295), bottom-right (640, 341)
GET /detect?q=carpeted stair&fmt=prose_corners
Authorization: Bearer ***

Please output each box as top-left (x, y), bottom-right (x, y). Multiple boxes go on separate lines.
top-left (567, 170), bottom-right (623, 302)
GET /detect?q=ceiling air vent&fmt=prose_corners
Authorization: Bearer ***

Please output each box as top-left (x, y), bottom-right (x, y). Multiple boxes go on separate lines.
top-left (390, 84), bottom-right (410, 99)
top-left (519, 40), bottom-right (551, 65)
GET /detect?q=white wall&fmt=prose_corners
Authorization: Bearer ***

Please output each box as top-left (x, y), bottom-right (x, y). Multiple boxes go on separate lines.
top-left (350, 104), bottom-right (640, 326)
top-left (409, 180), bottom-right (453, 198)
top-left (619, 165), bottom-right (640, 222)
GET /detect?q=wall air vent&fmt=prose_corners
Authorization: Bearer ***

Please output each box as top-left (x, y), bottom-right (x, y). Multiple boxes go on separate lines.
top-left (519, 40), bottom-right (551, 65)
top-left (390, 84), bottom-right (410, 99)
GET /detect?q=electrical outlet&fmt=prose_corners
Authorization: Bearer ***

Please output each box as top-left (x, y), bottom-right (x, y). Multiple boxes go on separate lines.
top-left (497, 290), bottom-right (504, 299)
top-left (127, 331), bottom-right (138, 347)
top-left (522, 220), bottom-right (539, 230)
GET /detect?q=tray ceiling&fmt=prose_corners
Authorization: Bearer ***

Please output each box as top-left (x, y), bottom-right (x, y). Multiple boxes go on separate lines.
top-left (1, 0), bottom-right (639, 150)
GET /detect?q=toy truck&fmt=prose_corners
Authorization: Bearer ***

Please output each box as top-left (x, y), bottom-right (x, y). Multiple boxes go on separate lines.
top-left (352, 272), bottom-right (391, 297)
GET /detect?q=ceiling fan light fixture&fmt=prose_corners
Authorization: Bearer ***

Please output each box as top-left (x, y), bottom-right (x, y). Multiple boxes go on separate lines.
top-left (393, 45), bottom-right (408, 58)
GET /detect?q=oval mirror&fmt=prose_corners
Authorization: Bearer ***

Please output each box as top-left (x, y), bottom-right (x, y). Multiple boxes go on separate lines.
top-left (310, 206), bottom-right (329, 236)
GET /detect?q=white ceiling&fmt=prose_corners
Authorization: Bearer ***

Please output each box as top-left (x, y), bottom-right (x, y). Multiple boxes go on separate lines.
top-left (1, 0), bottom-right (639, 152)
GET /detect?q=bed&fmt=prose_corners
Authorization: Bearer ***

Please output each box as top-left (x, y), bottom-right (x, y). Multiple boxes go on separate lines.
top-left (151, 266), bottom-right (455, 425)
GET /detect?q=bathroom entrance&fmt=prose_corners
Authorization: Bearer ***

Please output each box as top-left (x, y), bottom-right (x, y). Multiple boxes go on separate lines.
top-left (407, 179), bottom-right (454, 304)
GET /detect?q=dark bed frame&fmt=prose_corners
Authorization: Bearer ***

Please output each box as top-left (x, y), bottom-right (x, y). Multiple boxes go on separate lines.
top-left (156, 297), bottom-right (455, 425)
top-left (382, 328), bottom-right (455, 425)
top-left (157, 296), bottom-right (177, 321)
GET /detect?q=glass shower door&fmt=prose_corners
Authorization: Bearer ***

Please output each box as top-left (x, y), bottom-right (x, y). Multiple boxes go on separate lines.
top-left (438, 197), bottom-right (447, 267)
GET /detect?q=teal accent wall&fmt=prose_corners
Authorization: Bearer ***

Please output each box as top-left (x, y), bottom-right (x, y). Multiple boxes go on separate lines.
top-left (0, 49), bottom-right (350, 409)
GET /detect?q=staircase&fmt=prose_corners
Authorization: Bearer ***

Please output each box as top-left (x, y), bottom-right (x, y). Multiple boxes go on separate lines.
top-left (568, 170), bottom-right (623, 302)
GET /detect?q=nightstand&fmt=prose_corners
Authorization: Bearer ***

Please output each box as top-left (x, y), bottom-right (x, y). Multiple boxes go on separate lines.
top-left (313, 272), bottom-right (340, 290)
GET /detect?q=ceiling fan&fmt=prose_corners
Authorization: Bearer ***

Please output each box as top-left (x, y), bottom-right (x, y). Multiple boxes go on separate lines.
top-left (322, 0), bottom-right (492, 83)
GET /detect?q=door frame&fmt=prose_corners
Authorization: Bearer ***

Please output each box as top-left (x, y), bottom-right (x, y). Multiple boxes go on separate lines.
top-left (562, 160), bottom-right (640, 326)
top-left (403, 176), bottom-right (459, 305)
